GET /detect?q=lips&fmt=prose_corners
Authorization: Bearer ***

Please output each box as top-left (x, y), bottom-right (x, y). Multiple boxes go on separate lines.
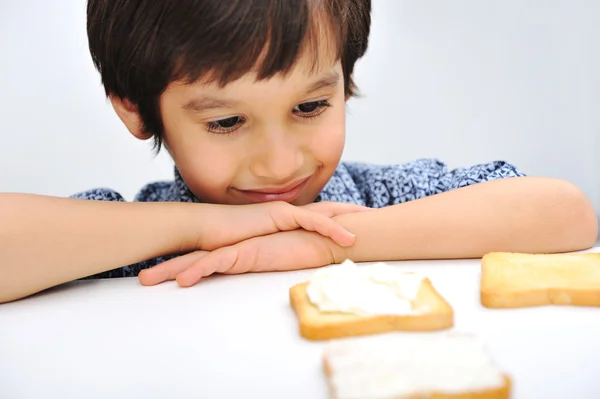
top-left (237, 176), bottom-right (311, 203)
top-left (247, 177), bottom-right (310, 194)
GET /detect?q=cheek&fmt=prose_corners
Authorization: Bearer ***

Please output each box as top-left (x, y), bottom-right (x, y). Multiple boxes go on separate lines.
top-left (162, 116), bottom-right (240, 198)
top-left (311, 105), bottom-right (346, 165)
top-left (175, 144), bottom-right (244, 202)
top-left (179, 148), bottom-right (234, 186)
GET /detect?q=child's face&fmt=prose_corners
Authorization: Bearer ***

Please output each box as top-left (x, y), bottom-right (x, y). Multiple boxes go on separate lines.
top-left (158, 57), bottom-right (346, 206)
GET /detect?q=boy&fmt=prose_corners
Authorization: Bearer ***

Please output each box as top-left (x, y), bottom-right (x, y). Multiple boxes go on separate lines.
top-left (0, 0), bottom-right (597, 303)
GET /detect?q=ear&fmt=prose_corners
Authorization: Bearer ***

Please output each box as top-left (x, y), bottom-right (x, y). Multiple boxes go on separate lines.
top-left (109, 95), bottom-right (152, 140)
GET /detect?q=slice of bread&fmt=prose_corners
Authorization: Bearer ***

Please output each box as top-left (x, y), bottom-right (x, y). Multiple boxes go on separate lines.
top-left (323, 333), bottom-right (511, 399)
top-left (480, 252), bottom-right (600, 308)
top-left (290, 277), bottom-right (453, 341)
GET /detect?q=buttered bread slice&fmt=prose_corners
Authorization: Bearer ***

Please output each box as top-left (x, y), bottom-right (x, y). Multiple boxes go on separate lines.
top-left (323, 333), bottom-right (511, 399)
top-left (289, 260), bottom-right (453, 340)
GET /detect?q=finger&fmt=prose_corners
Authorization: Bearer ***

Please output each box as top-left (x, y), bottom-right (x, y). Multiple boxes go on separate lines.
top-left (303, 201), bottom-right (370, 217)
top-left (290, 208), bottom-right (357, 247)
top-left (138, 251), bottom-right (210, 286)
top-left (176, 246), bottom-right (240, 287)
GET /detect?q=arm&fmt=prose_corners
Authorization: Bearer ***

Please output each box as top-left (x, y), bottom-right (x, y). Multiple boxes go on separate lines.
top-left (0, 193), bottom-right (207, 303)
top-left (332, 176), bottom-right (598, 261)
top-left (0, 192), bottom-right (362, 303)
top-left (139, 177), bottom-right (598, 286)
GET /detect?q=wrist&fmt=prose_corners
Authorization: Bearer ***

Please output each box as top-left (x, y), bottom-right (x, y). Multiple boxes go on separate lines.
top-left (330, 213), bottom-right (362, 261)
top-left (165, 202), bottom-right (216, 252)
top-left (328, 239), bottom-right (348, 264)
top-left (317, 227), bottom-right (350, 264)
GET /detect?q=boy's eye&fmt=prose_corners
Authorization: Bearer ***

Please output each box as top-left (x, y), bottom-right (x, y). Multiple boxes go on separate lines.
top-left (297, 102), bottom-right (319, 113)
top-left (293, 100), bottom-right (331, 118)
top-left (206, 116), bottom-right (245, 134)
top-left (215, 116), bottom-right (242, 128)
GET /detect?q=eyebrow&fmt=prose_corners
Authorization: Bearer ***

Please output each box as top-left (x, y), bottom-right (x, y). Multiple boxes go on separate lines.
top-left (183, 96), bottom-right (240, 113)
top-left (182, 71), bottom-right (341, 113)
top-left (304, 71), bottom-right (341, 95)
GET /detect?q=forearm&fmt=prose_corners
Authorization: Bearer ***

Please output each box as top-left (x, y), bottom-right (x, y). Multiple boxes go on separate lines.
top-left (333, 177), bottom-right (598, 262)
top-left (0, 193), bottom-right (204, 303)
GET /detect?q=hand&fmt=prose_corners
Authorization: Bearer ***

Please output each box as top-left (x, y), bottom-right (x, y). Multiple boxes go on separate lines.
top-left (138, 230), bottom-right (346, 287)
top-left (195, 201), bottom-right (368, 250)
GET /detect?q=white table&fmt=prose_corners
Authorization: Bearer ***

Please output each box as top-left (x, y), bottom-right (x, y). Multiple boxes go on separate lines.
top-left (2, 249), bottom-right (600, 399)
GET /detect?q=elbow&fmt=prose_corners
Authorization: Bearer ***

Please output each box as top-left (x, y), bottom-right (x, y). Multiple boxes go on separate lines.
top-left (541, 178), bottom-right (598, 252)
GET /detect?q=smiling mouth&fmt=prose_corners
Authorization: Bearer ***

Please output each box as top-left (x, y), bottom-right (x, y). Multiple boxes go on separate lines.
top-left (237, 176), bottom-right (312, 202)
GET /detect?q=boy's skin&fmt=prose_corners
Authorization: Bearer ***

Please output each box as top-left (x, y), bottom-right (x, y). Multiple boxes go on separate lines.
top-left (0, 1), bottom-right (597, 303)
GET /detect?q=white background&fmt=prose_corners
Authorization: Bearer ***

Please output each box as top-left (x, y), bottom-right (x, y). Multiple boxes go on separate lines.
top-left (1, 0), bottom-right (599, 217)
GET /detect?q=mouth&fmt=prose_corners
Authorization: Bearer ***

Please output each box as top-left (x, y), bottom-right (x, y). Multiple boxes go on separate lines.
top-left (236, 176), bottom-right (312, 203)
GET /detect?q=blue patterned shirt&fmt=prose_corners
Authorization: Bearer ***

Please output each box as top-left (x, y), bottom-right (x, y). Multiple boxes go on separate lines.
top-left (72, 159), bottom-right (524, 279)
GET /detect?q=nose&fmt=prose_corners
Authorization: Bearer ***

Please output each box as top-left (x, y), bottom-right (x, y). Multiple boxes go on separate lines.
top-left (249, 128), bottom-right (304, 181)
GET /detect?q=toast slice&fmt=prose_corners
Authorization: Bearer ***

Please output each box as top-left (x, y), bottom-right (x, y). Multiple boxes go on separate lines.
top-left (323, 333), bottom-right (511, 399)
top-left (480, 252), bottom-right (600, 308)
top-left (290, 276), bottom-right (453, 341)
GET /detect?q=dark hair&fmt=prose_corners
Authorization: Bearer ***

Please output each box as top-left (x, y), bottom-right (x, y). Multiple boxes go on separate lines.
top-left (87, 0), bottom-right (371, 151)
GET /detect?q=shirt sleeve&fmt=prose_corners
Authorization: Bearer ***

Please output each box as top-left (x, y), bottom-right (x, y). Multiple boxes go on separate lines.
top-left (70, 188), bottom-right (127, 202)
top-left (69, 188), bottom-right (175, 279)
top-left (344, 159), bottom-right (526, 208)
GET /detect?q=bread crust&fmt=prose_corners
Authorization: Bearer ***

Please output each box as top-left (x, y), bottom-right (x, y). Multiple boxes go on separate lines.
top-left (290, 279), bottom-right (454, 340)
